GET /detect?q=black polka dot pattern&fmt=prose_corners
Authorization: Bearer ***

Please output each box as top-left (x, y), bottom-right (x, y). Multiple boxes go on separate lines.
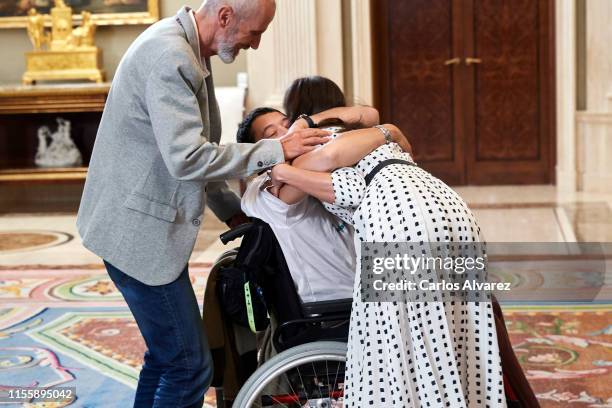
top-left (323, 142), bottom-right (506, 407)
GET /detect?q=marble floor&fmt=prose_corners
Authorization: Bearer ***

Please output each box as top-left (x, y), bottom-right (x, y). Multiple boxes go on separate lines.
top-left (455, 185), bottom-right (612, 243)
top-left (1, 185), bottom-right (611, 407)
top-left (1, 185), bottom-right (611, 267)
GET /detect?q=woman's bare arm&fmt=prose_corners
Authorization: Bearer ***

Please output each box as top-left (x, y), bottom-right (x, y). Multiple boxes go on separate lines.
top-left (287, 106), bottom-right (380, 134)
top-left (274, 127), bottom-right (383, 204)
top-left (271, 164), bottom-right (335, 204)
top-left (311, 106), bottom-right (380, 128)
top-left (294, 124), bottom-right (411, 171)
top-left (274, 124), bottom-right (410, 204)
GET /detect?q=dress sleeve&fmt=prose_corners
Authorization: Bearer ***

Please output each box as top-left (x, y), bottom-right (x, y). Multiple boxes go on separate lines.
top-left (322, 167), bottom-right (366, 224)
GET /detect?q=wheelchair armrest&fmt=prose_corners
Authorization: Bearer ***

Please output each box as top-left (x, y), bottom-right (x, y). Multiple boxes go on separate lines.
top-left (273, 313), bottom-right (350, 352)
top-left (301, 298), bottom-right (352, 317)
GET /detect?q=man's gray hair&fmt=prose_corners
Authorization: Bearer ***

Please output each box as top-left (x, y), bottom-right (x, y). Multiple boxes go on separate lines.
top-left (202, 0), bottom-right (262, 19)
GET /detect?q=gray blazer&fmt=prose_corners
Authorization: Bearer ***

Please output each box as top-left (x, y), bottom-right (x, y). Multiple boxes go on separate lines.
top-left (77, 6), bottom-right (284, 285)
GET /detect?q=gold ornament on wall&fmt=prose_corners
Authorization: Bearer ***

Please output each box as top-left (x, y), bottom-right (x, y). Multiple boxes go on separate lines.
top-left (0, 0), bottom-right (159, 29)
top-left (22, 0), bottom-right (105, 85)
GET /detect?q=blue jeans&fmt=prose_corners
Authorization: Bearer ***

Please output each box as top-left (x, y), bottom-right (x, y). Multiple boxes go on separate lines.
top-left (105, 261), bottom-right (213, 408)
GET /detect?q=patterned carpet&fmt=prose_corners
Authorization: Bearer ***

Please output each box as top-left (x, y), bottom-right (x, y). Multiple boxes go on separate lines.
top-left (0, 231), bottom-right (74, 254)
top-left (0, 264), bottom-right (216, 407)
top-left (503, 305), bottom-right (612, 407)
top-left (0, 264), bottom-right (611, 407)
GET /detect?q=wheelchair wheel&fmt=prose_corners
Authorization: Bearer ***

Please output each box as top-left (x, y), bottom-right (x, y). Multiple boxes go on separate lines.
top-left (214, 248), bottom-right (239, 266)
top-left (233, 341), bottom-right (347, 408)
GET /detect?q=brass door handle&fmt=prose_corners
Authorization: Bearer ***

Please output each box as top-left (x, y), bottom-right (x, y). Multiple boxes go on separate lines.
top-left (444, 57), bottom-right (461, 66)
top-left (465, 57), bottom-right (482, 65)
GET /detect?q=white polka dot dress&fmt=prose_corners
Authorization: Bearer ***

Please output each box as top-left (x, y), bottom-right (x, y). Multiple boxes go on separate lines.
top-left (323, 142), bottom-right (506, 408)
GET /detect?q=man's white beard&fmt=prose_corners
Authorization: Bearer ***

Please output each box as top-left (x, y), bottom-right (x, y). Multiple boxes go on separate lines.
top-left (218, 41), bottom-right (237, 64)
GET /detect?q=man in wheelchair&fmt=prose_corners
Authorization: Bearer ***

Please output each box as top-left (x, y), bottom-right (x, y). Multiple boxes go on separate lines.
top-left (203, 104), bottom-right (377, 407)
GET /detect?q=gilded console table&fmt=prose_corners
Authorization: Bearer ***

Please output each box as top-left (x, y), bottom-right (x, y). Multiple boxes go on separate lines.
top-left (0, 83), bottom-right (109, 183)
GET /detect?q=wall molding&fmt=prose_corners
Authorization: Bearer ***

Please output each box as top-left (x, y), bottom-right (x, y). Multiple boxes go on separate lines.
top-left (555, 0), bottom-right (578, 193)
top-left (350, 0), bottom-right (373, 106)
top-left (576, 111), bottom-right (612, 193)
top-left (576, 112), bottom-right (612, 124)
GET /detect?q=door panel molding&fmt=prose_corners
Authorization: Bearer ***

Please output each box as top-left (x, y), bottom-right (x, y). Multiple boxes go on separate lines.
top-left (372, 0), bottom-right (556, 186)
top-left (373, 0), bottom-right (466, 185)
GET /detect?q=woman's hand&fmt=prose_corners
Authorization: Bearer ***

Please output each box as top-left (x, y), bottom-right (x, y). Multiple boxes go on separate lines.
top-left (270, 163), bottom-right (291, 187)
top-left (261, 170), bottom-right (284, 198)
top-left (269, 163), bottom-right (336, 204)
top-left (383, 124), bottom-right (413, 156)
top-left (268, 183), bottom-right (282, 198)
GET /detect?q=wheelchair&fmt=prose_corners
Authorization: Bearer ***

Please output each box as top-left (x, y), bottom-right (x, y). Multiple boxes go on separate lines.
top-left (213, 220), bottom-right (352, 408)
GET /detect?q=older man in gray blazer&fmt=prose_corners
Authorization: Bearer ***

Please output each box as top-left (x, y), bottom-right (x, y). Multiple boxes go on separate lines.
top-left (77, 0), bottom-right (329, 406)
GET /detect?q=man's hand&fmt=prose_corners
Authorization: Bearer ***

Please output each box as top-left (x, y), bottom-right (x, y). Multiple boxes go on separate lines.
top-left (280, 128), bottom-right (331, 160)
top-left (286, 117), bottom-right (310, 134)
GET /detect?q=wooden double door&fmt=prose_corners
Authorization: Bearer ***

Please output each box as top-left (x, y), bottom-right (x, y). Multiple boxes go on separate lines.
top-left (372, 0), bottom-right (555, 185)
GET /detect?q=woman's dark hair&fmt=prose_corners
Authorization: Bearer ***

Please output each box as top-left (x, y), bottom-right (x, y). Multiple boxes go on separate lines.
top-left (283, 76), bottom-right (347, 124)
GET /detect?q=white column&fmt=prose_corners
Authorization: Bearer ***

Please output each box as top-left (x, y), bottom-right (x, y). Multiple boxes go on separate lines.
top-left (555, 0), bottom-right (578, 194)
top-left (351, 0), bottom-right (373, 106)
top-left (574, 0), bottom-right (612, 193)
top-left (586, 0), bottom-right (612, 113)
top-left (246, 0), bottom-right (344, 111)
top-left (316, 0), bottom-right (345, 90)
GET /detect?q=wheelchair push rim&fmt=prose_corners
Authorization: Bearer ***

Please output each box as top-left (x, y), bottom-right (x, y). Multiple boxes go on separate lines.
top-left (233, 341), bottom-right (347, 408)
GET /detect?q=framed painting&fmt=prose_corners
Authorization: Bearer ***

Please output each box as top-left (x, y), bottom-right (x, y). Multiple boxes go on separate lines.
top-left (0, 0), bottom-right (159, 28)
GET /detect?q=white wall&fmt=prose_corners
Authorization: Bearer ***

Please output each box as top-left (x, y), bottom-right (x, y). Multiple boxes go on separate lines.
top-left (585, 0), bottom-right (612, 112)
top-left (0, 0), bottom-right (246, 86)
top-left (576, 0), bottom-right (612, 193)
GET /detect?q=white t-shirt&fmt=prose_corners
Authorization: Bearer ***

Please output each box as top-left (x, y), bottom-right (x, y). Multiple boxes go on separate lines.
top-left (241, 174), bottom-right (356, 303)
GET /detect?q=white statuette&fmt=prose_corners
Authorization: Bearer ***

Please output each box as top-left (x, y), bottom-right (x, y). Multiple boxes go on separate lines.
top-left (35, 118), bottom-right (83, 168)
